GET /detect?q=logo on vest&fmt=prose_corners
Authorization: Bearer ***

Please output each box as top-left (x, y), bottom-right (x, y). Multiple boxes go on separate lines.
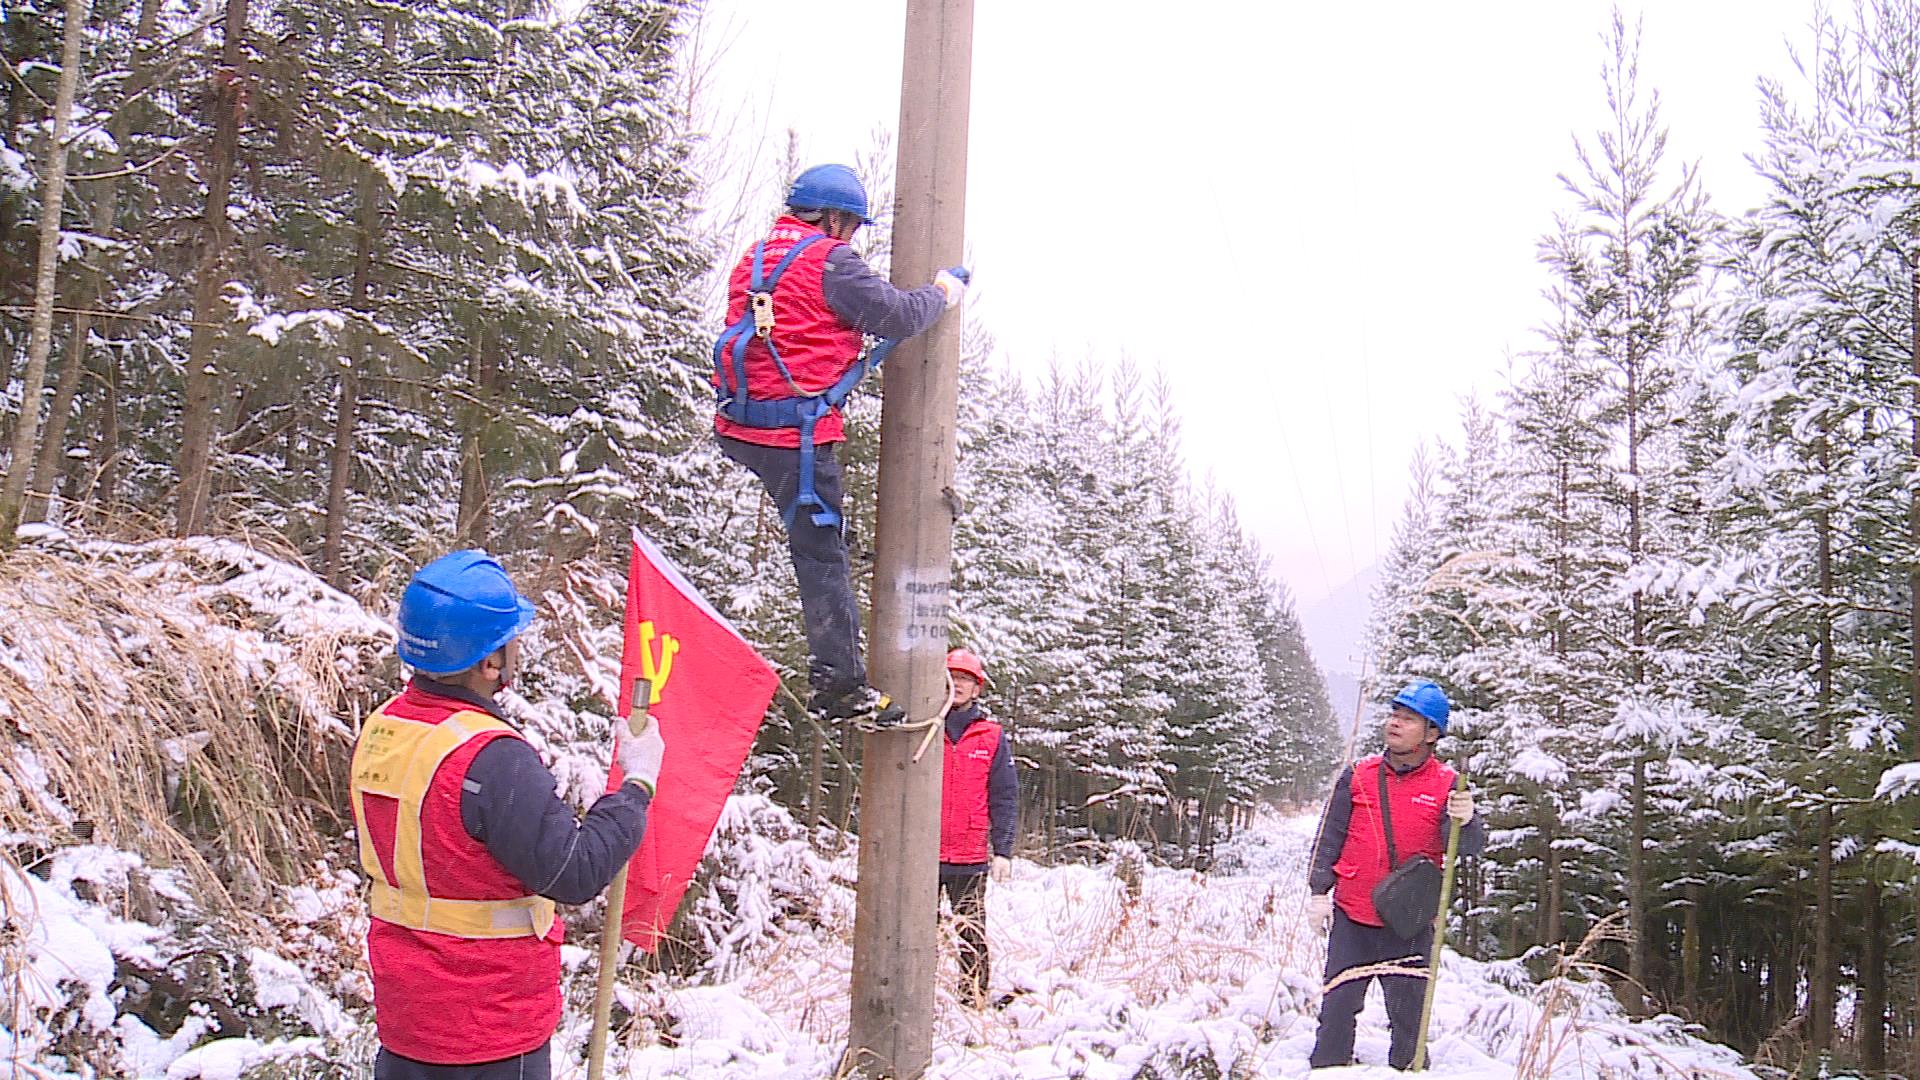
top-left (636, 620), bottom-right (679, 705)
top-left (1412, 792), bottom-right (1439, 808)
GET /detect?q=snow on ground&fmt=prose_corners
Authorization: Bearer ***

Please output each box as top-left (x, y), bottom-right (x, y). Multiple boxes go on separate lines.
top-left (9, 788), bottom-right (1763, 1080)
top-left (8, 778), bottom-right (1761, 1079)
top-left (592, 804), bottom-right (1756, 1080)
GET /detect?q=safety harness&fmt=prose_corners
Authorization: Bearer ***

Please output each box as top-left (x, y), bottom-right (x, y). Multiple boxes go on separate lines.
top-left (712, 233), bottom-right (898, 529)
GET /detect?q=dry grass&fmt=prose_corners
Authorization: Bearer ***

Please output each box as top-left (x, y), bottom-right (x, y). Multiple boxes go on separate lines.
top-left (1749, 1013), bottom-right (1806, 1078)
top-left (0, 540), bottom-right (387, 917)
top-left (1513, 914), bottom-right (1633, 1078)
top-left (0, 846), bottom-right (40, 1069)
top-left (1506, 914), bottom-right (1750, 1080)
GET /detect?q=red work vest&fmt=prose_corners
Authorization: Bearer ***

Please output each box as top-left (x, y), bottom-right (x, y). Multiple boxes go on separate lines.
top-left (712, 217), bottom-right (864, 449)
top-left (941, 716), bottom-right (1002, 864)
top-left (351, 683), bottom-right (563, 1065)
top-left (1330, 754), bottom-right (1456, 928)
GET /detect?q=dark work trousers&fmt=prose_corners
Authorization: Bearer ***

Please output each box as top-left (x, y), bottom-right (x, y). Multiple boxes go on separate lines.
top-left (940, 870), bottom-right (990, 1005)
top-left (375, 1042), bottom-right (550, 1080)
top-left (718, 435), bottom-right (864, 693)
top-left (1310, 908), bottom-right (1433, 1070)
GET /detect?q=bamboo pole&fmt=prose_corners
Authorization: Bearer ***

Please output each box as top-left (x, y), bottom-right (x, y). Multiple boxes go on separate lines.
top-left (587, 677), bottom-right (651, 1080)
top-left (1411, 771), bottom-right (1469, 1072)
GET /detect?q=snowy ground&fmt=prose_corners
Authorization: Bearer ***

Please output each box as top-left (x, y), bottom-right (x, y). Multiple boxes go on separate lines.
top-left (13, 794), bottom-right (1762, 1080)
top-left (587, 803), bottom-right (1756, 1080)
top-left (14, 791), bottom-right (1762, 1079)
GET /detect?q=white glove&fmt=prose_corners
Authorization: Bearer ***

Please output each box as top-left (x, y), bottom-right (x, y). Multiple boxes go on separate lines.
top-left (616, 717), bottom-right (665, 795)
top-left (1447, 789), bottom-right (1474, 825)
top-left (1308, 892), bottom-right (1333, 934)
top-left (991, 855), bottom-right (1011, 883)
top-left (934, 268), bottom-right (968, 309)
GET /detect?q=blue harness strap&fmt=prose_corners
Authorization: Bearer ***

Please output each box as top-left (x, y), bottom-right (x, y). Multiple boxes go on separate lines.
top-left (713, 235), bottom-right (825, 407)
top-left (711, 234), bottom-right (901, 530)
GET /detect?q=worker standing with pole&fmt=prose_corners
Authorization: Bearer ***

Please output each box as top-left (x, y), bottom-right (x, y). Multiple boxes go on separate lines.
top-left (844, 0), bottom-right (975, 1074)
top-left (351, 552), bottom-right (664, 1080)
top-left (1304, 680), bottom-right (1481, 1072)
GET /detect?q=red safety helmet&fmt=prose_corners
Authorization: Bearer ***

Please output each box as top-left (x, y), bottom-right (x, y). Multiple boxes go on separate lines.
top-left (945, 647), bottom-right (988, 686)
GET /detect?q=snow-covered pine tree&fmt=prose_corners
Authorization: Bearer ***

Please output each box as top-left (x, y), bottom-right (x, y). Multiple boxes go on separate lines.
top-left (1715, 2), bottom-right (1920, 1052)
top-left (1541, 11), bottom-right (1715, 1003)
top-left (949, 335), bottom-right (1084, 848)
top-left (1137, 378), bottom-right (1263, 862)
top-left (1487, 275), bottom-right (1616, 954)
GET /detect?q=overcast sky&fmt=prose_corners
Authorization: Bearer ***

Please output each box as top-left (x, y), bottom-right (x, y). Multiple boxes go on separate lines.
top-left (690, 0), bottom-right (1821, 669)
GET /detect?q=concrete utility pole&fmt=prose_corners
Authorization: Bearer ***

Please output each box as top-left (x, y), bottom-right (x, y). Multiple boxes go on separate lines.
top-left (843, 1), bottom-right (973, 1075)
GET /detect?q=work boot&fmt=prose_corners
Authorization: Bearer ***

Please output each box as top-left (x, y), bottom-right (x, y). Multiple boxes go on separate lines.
top-left (810, 684), bottom-right (906, 730)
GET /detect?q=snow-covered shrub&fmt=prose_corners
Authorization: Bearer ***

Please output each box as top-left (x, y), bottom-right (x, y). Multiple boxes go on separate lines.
top-left (657, 793), bottom-right (857, 982)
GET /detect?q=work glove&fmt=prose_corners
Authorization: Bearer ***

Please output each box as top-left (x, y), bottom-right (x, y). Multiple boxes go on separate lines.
top-left (935, 266), bottom-right (970, 309)
top-left (616, 717), bottom-right (666, 796)
top-left (1446, 788), bottom-right (1474, 825)
top-left (991, 855), bottom-right (1012, 883)
top-left (1308, 892), bottom-right (1333, 934)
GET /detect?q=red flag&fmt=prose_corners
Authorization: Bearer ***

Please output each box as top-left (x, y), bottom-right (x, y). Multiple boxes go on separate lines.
top-left (610, 528), bottom-right (778, 950)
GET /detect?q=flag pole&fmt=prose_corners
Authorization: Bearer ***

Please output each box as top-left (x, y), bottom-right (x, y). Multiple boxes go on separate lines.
top-left (587, 677), bottom-right (652, 1080)
top-left (1411, 770), bottom-right (1469, 1071)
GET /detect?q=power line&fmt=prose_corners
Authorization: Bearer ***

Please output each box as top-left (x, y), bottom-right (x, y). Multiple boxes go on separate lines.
top-left (1317, 351), bottom-right (1361, 582)
top-left (1200, 179), bottom-right (1338, 601)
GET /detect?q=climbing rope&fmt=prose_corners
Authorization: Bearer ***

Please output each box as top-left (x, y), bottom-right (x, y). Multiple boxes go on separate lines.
top-left (906, 669), bottom-right (958, 764)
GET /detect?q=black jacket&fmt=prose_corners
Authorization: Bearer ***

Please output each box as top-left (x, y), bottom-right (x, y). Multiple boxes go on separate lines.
top-left (1308, 753), bottom-right (1486, 897)
top-left (415, 678), bottom-right (651, 906)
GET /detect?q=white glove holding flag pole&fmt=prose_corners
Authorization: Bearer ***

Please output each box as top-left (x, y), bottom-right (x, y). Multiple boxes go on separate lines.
top-left (617, 717), bottom-right (665, 795)
top-left (1308, 892), bottom-right (1333, 934)
top-left (991, 855), bottom-right (1011, 883)
top-left (1446, 789), bottom-right (1473, 824)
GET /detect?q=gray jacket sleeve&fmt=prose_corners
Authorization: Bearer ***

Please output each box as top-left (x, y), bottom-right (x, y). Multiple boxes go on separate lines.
top-left (1441, 805), bottom-right (1487, 858)
top-left (820, 244), bottom-right (949, 340)
top-left (1308, 765), bottom-right (1355, 895)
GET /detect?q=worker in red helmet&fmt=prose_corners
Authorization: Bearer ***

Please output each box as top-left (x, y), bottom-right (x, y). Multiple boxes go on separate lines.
top-left (937, 646), bottom-right (1018, 1008)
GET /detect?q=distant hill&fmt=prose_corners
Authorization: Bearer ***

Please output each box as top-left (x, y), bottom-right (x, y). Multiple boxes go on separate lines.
top-left (1321, 668), bottom-right (1363, 734)
top-left (1298, 565), bottom-right (1376, 736)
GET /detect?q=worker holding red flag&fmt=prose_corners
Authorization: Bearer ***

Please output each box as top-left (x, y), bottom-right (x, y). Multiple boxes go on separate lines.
top-left (350, 551), bottom-right (665, 1080)
top-left (938, 647), bottom-right (1019, 1008)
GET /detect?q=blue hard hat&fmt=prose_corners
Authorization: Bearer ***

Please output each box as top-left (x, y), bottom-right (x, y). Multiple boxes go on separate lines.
top-left (787, 164), bottom-right (875, 224)
top-left (395, 550), bottom-right (535, 675)
top-left (1391, 679), bottom-right (1451, 733)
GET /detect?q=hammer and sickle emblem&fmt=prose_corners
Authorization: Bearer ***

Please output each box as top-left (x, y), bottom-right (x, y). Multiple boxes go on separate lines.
top-left (637, 620), bottom-right (679, 705)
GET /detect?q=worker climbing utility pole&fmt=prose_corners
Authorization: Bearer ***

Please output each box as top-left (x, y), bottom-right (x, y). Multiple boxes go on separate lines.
top-left (844, 0), bottom-right (973, 1075)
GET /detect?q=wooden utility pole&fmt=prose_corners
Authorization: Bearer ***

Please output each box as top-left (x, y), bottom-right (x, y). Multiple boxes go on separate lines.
top-left (843, 2), bottom-right (972, 1076)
